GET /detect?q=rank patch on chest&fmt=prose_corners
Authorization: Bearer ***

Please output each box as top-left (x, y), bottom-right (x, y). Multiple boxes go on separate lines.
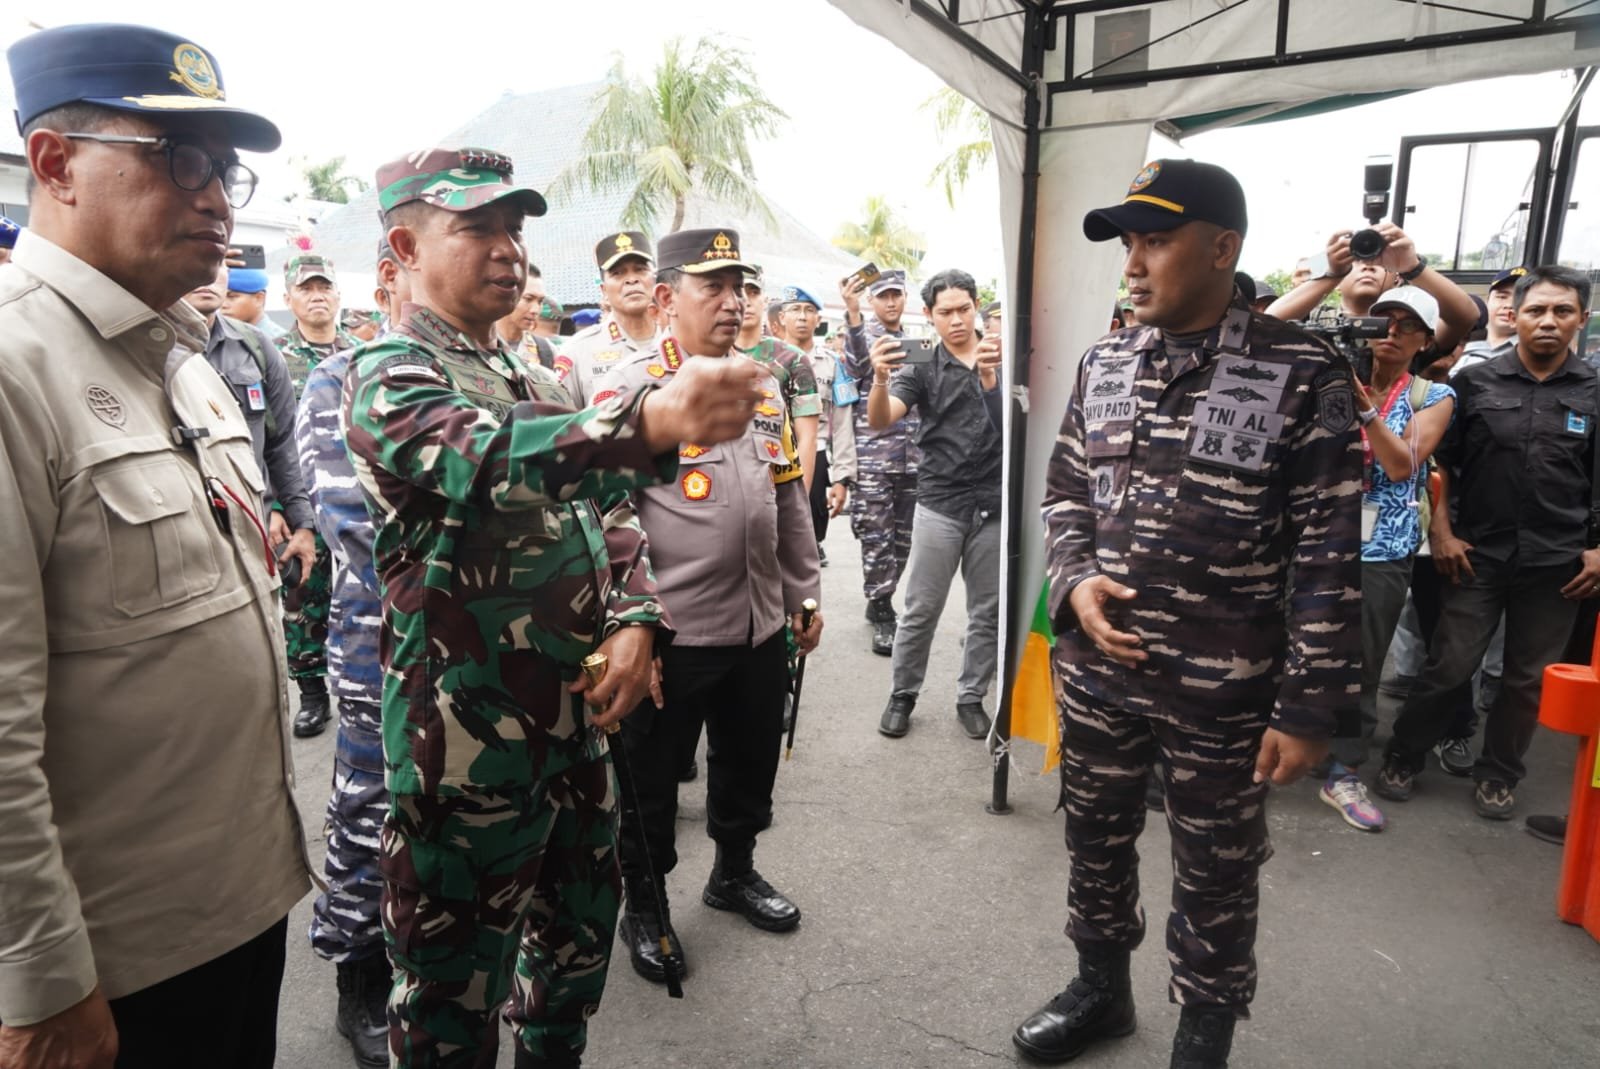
top-left (1211, 357), bottom-right (1287, 410)
top-left (681, 469), bottom-right (712, 501)
top-left (1189, 427), bottom-right (1270, 473)
top-left (647, 364), bottom-right (667, 379)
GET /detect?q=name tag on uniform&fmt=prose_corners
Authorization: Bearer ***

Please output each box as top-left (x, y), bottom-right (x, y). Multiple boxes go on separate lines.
top-left (245, 382), bottom-right (266, 412)
top-left (1567, 410), bottom-right (1588, 435)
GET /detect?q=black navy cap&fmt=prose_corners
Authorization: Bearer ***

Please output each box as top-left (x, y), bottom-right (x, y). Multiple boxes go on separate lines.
top-left (8, 24), bottom-right (280, 152)
top-left (1084, 159), bottom-right (1247, 242)
top-left (869, 269), bottom-right (907, 297)
top-left (1489, 266), bottom-right (1528, 292)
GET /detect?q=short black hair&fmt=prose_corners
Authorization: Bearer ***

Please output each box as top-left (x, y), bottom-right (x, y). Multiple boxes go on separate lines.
top-left (528, 263), bottom-right (541, 278)
top-left (1513, 265), bottom-right (1591, 313)
top-left (921, 269), bottom-right (978, 310)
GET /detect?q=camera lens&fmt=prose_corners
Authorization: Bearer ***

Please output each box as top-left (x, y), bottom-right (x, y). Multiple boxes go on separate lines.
top-left (1350, 228), bottom-right (1388, 261)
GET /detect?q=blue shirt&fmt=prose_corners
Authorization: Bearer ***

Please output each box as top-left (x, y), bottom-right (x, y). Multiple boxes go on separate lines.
top-left (1362, 380), bottom-right (1455, 562)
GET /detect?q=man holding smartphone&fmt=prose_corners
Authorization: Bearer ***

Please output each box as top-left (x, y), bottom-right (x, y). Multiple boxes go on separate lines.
top-left (866, 269), bottom-right (1002, 741)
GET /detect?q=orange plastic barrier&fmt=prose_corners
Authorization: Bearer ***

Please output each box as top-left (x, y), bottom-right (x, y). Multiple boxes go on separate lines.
top-left (1537, 628), bottom-right (1600, 943)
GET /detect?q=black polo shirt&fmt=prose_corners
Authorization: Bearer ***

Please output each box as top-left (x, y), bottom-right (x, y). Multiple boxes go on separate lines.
top-left (889, 343), bottom-right (1002, 520)
top-left (1437, 347), bottom-right (1597, 567)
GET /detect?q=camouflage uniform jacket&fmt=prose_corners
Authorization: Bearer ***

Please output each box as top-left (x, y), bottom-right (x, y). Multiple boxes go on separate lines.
top-left (279, 322), bottom-right (360, 398)
top-left (553, 314), bottom-right (658, 406)
top-left (842, 318), bottom-right (921, 474)
top-left (737, 336), bottom-right (821, 421)
top-left (582, 338), bottom-right (821, 647)
top-left (295, 348), bottom-right (382, 729)
top-left (1040, 303), bottom-right (1362, 740)
top-left (341, 303), bottom-right (674, 796)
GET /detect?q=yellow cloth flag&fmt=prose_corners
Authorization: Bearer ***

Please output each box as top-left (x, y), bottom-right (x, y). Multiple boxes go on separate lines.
top-left (1009, 584), bottom-right (1061, 774)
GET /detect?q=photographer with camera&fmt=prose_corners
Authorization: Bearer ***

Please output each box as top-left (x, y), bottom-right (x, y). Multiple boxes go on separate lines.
top-left (1267, 222), bottom-right (1478, 362)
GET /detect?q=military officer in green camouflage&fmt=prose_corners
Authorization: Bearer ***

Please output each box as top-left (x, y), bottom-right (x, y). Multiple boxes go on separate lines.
top-left (342, 146), bottom-right (770, 1069)
top-left (280, 252), bottom-right (360, 735)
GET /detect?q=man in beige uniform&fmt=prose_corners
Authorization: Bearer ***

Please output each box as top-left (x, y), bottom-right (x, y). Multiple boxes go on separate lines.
top-left (0, 24), bottom-right (309, 1069)
top-left (555, 230), bottom-right (661, 402)
top-left (599, 229), bottom-right (825, 988)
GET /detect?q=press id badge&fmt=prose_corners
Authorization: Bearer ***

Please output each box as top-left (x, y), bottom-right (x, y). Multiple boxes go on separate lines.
top-left (833, 374), bottom-right (860, 406)
top-left (245, 382), bottom-right (266, 412)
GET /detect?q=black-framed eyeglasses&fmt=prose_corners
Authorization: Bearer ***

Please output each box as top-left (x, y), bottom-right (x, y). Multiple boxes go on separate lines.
top-left (1385, 314), bottom-right (1429, 337)
top-left (62, 132), bottom-right (258, 208)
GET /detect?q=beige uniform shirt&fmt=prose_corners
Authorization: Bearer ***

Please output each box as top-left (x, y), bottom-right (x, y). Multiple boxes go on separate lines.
top-left (0, 233), bottom-right (310, 1025)
top-left (554, 314), bottom-right (659, 406)
top-left (594, 340), bottom-right (821, 646)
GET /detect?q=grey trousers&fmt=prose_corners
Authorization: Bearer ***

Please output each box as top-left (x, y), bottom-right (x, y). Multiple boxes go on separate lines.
top-left (889, 503), bottom-right (1001, 706)
top-left (1332, 557), bottom-right (1412, 769)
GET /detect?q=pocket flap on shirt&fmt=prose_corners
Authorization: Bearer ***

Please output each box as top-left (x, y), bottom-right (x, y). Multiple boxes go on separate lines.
top-left (1478, 395), bottom-right (1523, 412)
top-left (225, 365), bottom-right (262, 386)
top-left (1560, 391), bottom-right (1596, 416)
top-left (91, 457), bottom-right (193, 525)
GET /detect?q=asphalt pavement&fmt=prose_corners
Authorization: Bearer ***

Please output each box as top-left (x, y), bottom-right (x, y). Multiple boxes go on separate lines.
top-left (276, 528), bottom-right (1600, 1069)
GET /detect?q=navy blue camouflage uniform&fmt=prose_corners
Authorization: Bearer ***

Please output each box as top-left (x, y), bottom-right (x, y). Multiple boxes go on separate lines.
top-left (1041, 301), bottom-right (1361, 1013)
top-left (296, 347), bottom-right (386, 963)
top-left (842, 319), bottom-right (920, 601)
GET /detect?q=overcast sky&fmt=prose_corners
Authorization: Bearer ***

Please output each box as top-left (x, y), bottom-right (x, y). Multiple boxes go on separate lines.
top-left (10, 2), bottom-right (1594, 289)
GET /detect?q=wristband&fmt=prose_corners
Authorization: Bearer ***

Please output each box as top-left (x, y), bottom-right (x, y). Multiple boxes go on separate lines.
top-left (872, 377), bottom-right (890, 389)
top-left (1357, 406), bottom-right (1379, 427)
top-left (1398, 259), bottom-right (1427, 283)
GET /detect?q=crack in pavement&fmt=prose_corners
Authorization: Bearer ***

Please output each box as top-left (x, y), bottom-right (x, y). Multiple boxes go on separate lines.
top-left (893, 1014), bottom-right (1007, 1062)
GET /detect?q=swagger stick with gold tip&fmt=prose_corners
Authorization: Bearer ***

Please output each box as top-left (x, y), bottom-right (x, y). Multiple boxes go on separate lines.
top-left (784, 598), bottom-right (819, 760)
top-left (580, 652), bottom-right (683, 998)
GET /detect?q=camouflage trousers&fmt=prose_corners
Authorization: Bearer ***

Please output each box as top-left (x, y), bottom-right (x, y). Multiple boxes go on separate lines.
top-left (848, 469), bottom-right (917, 601)
top-left (381, 757), bottom-right (620, 1068)
top-left (284, 529), bottom-right (331, 681)
top-left (1058, 685), bottom-right (1273, 1015)
top-left (309, 704), bottom-right (387, 963)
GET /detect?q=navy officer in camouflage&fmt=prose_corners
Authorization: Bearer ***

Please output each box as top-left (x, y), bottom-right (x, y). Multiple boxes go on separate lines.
top-left (1014, 160), bottom-right (1361, 1068)
top-left (342, 146), bottom-right (768, 1069)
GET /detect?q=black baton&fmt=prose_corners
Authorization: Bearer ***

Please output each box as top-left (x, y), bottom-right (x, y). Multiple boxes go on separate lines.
top-left (784, 598), bottom-right (818, 761)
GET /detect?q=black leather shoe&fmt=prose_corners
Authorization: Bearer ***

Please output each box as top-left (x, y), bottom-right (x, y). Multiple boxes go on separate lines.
top-left (677, 758), bottom-right (698, 783)
top-left (1169, 1006), bottom-right (1235, 1069)
top-left (879, 694), bottom-right (914, 738)
top-left (294, 682), bottom-right (331, 738)
top-left (618, 909), bottom-right (685, 984)
top-left (870, 618), bottom-right (896, 657)
top-left (702, 868), bottom-right (800, 932)
top-left (956, 701), bottom-right (991, 739)
top-left (334, 956), bottom-right (389, 1068)
top-left (1013, 978), bottom-right (1136, 1063)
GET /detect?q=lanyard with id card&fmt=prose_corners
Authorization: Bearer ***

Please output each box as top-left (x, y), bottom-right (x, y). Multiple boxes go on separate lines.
top-left (833, 374), bottom-right (860, 406)
top-left (245, 381), bottom-right (266, 413)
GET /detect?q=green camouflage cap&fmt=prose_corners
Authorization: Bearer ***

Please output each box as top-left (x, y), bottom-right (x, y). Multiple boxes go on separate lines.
top-left (596, 231), bottom-right (654, 270)
top-left (376, 146), bottom-right (547, 216)
top-left (285, 253), bottom-right (336, 287)
top-left (538, 298), bottom-right (565, 322)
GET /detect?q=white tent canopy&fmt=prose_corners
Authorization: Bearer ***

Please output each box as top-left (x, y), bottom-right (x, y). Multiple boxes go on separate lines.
top-left (827, 0), bottom-right (1600, 809)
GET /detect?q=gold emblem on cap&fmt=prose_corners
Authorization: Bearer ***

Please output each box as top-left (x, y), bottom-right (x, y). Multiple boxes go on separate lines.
top-left (169, 44), bottom-right (223, 100)
top-left (615, 233), bottom-right (633, 250)
top-left (1128, 162), bottom-right (1161, 194)
top-left (705, 232), bottom-right (736, 260)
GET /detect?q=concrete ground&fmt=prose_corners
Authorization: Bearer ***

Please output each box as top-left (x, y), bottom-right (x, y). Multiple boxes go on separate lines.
top-left (277, 529), bottom-right (1600, 1068)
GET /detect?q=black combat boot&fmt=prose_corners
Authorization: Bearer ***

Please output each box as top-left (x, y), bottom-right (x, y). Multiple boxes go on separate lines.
top-left (619, 879), bottom-right (685, 984)
top-left (702, 843), bottom-right (800, 932)
top-left (334, 955), bottom-right (389, 1068)
top-left (865, 596), bottom-right (896, 656)
top-left (294, 676), bottom-right (332, 737)
top-left (513, 1043), bottom-right (581, 1068)
top-left (1012, 949), bottom-right (1136, 1063)
top-left (1169, 1005), bottom-right (1236, 1069)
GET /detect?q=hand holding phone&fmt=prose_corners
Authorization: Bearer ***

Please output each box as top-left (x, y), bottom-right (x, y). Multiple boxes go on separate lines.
top-left (899, 337), bottom-right (935, 366)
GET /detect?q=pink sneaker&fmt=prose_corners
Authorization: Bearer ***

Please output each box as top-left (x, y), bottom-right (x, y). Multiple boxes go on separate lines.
top-left (1320, 773), bottom-right (1385, 832)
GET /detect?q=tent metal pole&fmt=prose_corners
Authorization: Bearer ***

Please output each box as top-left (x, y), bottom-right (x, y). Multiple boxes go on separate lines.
top-left (989, 2), bottom-right (1050, 816)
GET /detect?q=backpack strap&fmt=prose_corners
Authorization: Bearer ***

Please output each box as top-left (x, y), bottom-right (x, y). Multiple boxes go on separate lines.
top-left (222, 315), bottom-right (277, 437)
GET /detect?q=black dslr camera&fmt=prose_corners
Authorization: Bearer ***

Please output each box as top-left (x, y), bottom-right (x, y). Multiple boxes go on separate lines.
top-left (1349, 156), bottom-right (1394, 262)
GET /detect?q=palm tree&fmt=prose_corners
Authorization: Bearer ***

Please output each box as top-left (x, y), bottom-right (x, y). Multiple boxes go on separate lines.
top-left (550, 37), bottom-right (786, 235)
top-left (924, 87), bottom-right (993, 209)
top-left (833, 195), bottom-right (926, 273)
top-left (299, 157), bottom-right (368, 205)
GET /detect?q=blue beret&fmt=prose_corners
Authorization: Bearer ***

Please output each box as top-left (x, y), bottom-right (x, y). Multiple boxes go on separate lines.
top-left (227, 268), bottom-right (268, 294)
top-left (780, 285), bottom-right (822, 309)
top-left (571, 308), bottom-right (601, 328)
top-left (7, 24), bottom-right (280, 152)
top-left (0, 216), bottom-right (19, 250)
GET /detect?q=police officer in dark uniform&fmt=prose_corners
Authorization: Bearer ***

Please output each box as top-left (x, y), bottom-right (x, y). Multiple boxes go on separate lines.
top-left (1014, 160), bottom-right (1361, 1068)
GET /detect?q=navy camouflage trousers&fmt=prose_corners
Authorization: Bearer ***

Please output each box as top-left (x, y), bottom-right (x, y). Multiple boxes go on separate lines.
top-left (309, 703), bottom-right (387, 963)
top-left (382, 755), bottom-right (621, 1068)
top-left (1058, 685), bottom-right (1272, 1015)
top-left (848, 469), bottom-right (917, 601)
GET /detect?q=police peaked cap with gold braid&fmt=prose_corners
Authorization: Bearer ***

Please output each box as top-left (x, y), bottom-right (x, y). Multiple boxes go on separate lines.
top-left (1083, 159), bottom-right (1248, 242)
top-left (596, 231), bottom-right (654, 270)
top-left (376, 147), bottom-right (546, 217)
top-left (7, 24), bottom-right (280, 152)
top-left (656, 228), bottom-right (758, 276)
